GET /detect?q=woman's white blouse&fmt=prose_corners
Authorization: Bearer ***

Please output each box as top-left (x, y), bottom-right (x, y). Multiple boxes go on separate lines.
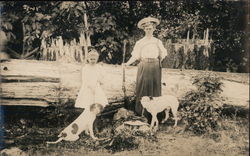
top-left (131, 37), bottom-right (167, 60)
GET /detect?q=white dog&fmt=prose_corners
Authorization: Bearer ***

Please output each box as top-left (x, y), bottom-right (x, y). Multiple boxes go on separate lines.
top-left (140, 95), bottom-right (179, 130)
top-left (47, 103), bottom-right (103, 144)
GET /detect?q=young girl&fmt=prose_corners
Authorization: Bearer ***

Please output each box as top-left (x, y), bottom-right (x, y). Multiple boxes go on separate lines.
top-left (46, 50), bottom-right (108, 143)
top-left (75, 49), bottom-right (108, 110)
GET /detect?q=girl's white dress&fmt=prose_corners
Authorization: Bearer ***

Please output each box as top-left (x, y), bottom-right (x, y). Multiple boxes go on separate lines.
top-left (75, 64), bottom-right (108, 109)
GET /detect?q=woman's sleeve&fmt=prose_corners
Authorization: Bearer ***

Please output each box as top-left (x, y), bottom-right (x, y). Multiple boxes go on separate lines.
top-left (158, 40), bottom-right (168, 59)
top-left (131, 42), bottom-right (141, 60)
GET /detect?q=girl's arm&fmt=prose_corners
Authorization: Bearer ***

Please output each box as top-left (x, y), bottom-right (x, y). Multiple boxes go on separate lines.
top-left (97, 65), bottom-right (104, 85)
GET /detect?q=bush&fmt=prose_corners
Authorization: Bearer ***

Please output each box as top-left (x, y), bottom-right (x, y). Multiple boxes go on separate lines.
top-left (180, 73), bottom-right (224, 134)
top-left (105, 127), bottom-right (139, 153)
top-left (105, 110), bottom-right (156, 153)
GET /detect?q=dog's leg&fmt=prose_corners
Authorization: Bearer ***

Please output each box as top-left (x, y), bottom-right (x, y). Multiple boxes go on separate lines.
top-left (150, 114), bottom-right (155, 129)
top-left (150, 114), bottom-right (157, 130)
top-left (155, 116), bottom-right (159, 131)
top-left (172, 107), bottom-right (179, 127)
top-left (89, 122), bottom-right (98, 140)
top-left (94, 118), bottom-right (99, 133)
top-left (161, 109), bottom-right (170, 124)
top-left (85, 129), bottom-right (90, 135)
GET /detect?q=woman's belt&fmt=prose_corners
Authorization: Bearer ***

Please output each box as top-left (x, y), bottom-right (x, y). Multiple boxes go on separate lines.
top-left (141, 58), bottom-right (159, 62)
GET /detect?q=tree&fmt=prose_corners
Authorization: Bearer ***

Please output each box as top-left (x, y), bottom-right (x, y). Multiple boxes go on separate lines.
top-left (1, 1), bottom-right (248, 72)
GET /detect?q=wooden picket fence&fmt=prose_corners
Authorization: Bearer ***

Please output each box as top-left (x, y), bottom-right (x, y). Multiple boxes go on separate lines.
top-left (40, 33), bottom-right (91, 62)
top-left (40, 28), bottom-right (213, 70)
top-left (40, 12), bottom-right (91, 63)
top-left (163, 28), bottom-right (214, 70)
top-left (163, 39), bottom-right (214, 70)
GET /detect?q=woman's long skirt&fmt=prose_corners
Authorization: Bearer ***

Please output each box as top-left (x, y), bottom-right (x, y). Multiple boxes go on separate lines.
top-left (135, 58), bottom-right (162, 116)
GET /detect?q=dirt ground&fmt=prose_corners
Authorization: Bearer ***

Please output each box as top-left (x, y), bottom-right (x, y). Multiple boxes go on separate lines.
top-left (1, 62), bottom-right (249, 156)
top-left (1, 105), bottom-right (249, 156)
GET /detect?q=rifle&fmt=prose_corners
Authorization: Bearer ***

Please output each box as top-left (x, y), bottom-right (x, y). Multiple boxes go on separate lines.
top-left (122, 40), bottom-right (128, 107)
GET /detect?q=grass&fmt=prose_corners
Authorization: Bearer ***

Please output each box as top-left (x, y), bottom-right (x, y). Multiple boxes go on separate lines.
top-left (1, 105), bottom-right (249, 156)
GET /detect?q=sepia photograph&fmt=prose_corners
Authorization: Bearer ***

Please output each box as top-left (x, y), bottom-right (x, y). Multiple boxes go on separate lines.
top-left (0, 1), bottom-right (249, 156)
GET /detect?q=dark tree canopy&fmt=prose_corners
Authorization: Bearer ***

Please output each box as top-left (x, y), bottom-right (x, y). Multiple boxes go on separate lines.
top-left (0, 1), bottom-right (248, 72)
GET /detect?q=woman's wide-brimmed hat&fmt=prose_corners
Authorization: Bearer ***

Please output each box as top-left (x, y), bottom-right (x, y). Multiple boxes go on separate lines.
top-left (137, 17), bottom-right (160, 29)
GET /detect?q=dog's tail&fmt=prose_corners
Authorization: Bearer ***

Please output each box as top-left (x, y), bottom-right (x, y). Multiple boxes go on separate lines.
top-left (46, 131), bottom-right (67, 144)
top-left (46, 137), bottom-right (64, 144)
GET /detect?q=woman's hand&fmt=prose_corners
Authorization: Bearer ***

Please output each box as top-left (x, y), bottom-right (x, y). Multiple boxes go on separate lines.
top-left (122, 85), bottom-right (126, 92)
top-left (123, 57), bottom-right (137, 67)
top-left (122, 63), bottom-right (128, 68)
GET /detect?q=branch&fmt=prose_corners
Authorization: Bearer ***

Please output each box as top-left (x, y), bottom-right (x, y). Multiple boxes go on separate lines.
top-left (23, 47), bottom-right (39, 58)
top-left (22, 22), bottom-right (26, 56)
top-left (84, 1), bottom-right (89, 10)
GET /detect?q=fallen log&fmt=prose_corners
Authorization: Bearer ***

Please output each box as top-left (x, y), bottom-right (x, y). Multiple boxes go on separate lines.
top-left (0, 59), bottom-right (135, 107)
top-left (1, 75), bottom-right (60, 83)
top-left (0, 59), bottom-right (249, 117)
top-left (222, 104), bottom-right (249, 118)
top-left (0, 60), bottom-right (192, 106)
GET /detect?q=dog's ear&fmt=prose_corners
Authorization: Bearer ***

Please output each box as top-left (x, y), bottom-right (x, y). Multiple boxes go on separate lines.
top-left (90, 103), bottom-right (104, 112)
top-left (149, 96), bottom-right (153, 100)
top-left (90, 103), bottom-right (98, 112)
top-left (97, 104), bottom-right (104, 112)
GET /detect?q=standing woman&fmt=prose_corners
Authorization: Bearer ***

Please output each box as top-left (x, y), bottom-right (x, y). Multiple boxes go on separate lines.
top-left (124, 17), bottom-right (168, 117)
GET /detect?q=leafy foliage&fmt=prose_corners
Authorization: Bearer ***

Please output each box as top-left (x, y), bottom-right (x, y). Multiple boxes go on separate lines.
top-left (105, 125), bottom-right (157, 153)
top-left (180, 73), bottom-right (225, 134)
top-left (0, 1), bottom-right (248, 72)
top-left (106, 127), bottom-right (139, 152)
